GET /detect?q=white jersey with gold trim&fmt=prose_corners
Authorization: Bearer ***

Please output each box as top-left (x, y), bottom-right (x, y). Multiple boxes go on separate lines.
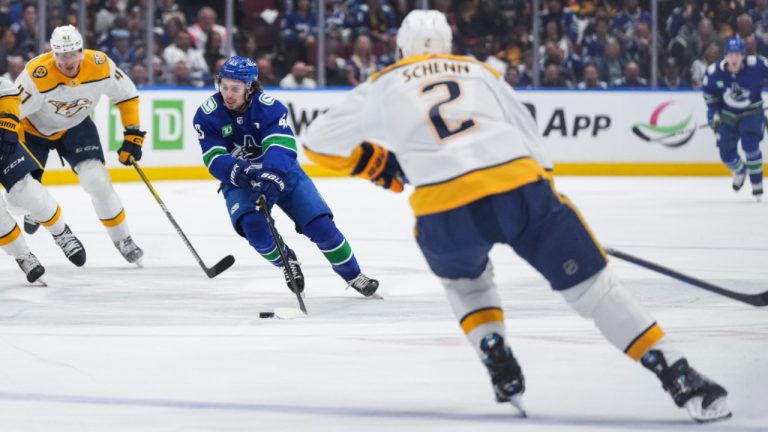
top-left (15, 50), bottom-right (138, 138)
top-left (304, 54), bottom-right (552, 188)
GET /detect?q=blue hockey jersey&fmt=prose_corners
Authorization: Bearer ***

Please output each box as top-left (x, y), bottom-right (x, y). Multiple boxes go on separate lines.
top-left (193, 92), bottom-right (298, 185)
top-left (703, 55), bottom-right (768, 118)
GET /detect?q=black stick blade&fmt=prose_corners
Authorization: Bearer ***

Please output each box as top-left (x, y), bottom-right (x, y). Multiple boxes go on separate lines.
top-left (205, 255), bottom-right (236, 278)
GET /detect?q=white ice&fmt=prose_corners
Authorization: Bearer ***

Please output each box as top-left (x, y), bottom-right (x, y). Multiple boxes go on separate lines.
top-left (1, 176), bottom-right (766, 432)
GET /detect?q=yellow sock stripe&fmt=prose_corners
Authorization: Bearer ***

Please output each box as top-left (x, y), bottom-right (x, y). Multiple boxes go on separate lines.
top-left (459, 307), bottom-right (504, 335)
top-left (625, 322), bottom-right (665, 361)
top-left (100, 209), bottom-right (126, 228)
top-left (0, 224), bottom-right (21, 246)
top-left (40, 205), bottom-right (61, 227)
top-left (547, 180), bottom-right (607, 260)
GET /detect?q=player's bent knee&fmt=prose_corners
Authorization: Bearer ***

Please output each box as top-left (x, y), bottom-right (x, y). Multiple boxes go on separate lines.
top-left (239, 212), bottom-right (272, 248)
top-left (301, 215), bottom-right (336, 243)
top-left (7, 174), bottom-right (50, 211)
top-left (76, 159), bottom-right (114, 198)
top-left (559, 268), bottom-right (613, 318)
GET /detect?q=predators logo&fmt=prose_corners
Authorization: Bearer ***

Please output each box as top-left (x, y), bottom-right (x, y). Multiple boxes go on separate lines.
top-left (48, 98), bottom-right (92, 118)
top-left (33, 66), bottom-right (48, 78)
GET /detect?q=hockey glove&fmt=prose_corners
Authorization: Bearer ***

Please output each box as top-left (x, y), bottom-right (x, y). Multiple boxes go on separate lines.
top-left (708, 112), bottom-right (721, 130)
top-left (0, 116), bottom-right (20, 162)
top-left (230, 159), bottom-right (261, 189)
top-left (352, 142), bottom-right (405, 193)
top-left (251, 169), bottom-right (286, 209)
top-left (118, 128), bottom-right (146, 165)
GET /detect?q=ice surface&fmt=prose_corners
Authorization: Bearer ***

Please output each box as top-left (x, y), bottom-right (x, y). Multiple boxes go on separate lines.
top-left (1, 177), bottom-right (766, 431)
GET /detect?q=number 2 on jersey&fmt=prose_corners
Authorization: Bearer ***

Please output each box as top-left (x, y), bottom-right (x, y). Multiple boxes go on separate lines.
top-left (421, 80), bottom-right (475, 141)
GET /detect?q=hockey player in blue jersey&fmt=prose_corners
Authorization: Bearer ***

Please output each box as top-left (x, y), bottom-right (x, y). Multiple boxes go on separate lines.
top-left (193, 56), bottom-right (379, 297)
top-left (703, 36), bottom-right (765, 200)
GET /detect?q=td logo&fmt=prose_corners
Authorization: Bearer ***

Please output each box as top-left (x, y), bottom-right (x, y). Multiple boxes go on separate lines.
top-left (108, 100), bottom-right (184, 150)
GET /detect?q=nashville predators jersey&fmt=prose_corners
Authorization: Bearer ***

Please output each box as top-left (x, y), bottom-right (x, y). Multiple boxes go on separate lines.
top-left (303, 54), bottom-right (552, 216)
top-left (15, 50), bottom-right (139, 139)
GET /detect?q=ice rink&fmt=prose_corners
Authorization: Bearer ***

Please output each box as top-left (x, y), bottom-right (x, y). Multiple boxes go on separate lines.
top-left (1, 176), bottom-right (766, 432)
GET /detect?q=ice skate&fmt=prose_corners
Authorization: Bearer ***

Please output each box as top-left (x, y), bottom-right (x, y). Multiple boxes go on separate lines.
top-left (53, 225), bottom-right (86, 266)
top-left (114, 235), bottom-right (144, 265)
top-left (23, 214), bottom-right (40, 234)
top-left (732, 170), bottom-right (746, 191)
top-left (641, 349), bottom-right (731, 423)
top-left (346, 273), bottom-right (379, 297)
top-left (281, 248), bottom-right (304, 294)
top-left (480, 333), bottom-right (527, 417)
top-left (15, 252), bottom-right (45, 283)
top-left (752, 182), bottom-right (763, 202)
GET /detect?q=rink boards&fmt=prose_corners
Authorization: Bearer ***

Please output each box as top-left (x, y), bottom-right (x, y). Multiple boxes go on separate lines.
top-left (37, 88), bottom-right (751, 184)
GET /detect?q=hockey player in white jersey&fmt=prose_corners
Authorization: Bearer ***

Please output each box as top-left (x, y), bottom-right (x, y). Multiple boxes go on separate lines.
top-left (0, 75), bottom-right (86, 281)
top-left (15, 25), bottom-right (145, 264)
top-left (303, 10), bottom-right (731, 422)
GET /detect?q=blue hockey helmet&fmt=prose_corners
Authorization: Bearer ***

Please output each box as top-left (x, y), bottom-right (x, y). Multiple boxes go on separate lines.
top-left (724, 36), bottom-right (746, 54)
top-left (217, 55), bottom-right (259, 91)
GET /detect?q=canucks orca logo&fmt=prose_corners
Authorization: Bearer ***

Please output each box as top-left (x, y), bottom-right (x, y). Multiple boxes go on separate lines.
top-left (631, 101), bottom-right (695, 148)
top-left (723, 82), bottom-right (751, 109)
top-left (49, 98), bottom-right (92, 118)
top-left (231, 135), bottom-right (262, 161)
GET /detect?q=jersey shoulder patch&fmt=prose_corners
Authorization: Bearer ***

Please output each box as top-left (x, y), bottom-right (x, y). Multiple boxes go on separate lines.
top-left (258, 93), bottom-right (276, 106)
top-left (747, 55), bottom-right (758, 66)
top-left (200, 95), bottom-right (218, 115)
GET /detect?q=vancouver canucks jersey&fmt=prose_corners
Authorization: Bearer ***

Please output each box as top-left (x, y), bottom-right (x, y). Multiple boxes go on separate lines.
top-left (703, 55), bottom-right (768, 117)
top-left (193, 92), bottom-right (298, 185)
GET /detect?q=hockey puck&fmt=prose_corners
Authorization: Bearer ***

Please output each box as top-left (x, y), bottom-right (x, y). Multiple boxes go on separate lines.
top-left (259, 312), bottom-right (275, 318)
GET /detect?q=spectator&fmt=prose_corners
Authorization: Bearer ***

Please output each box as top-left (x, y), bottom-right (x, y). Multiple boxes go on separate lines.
top-left (750, 0), bottom-right (768, 42)
top-left (597, 38), bottom-right (627, 84)
top-left (256, 56), bottom-right (280, 87)
top-left (666, 1), bottom-right (702, 40)
top-left (2, 55), bottom-right (24, 82)
top-left (0, 28), bottom-right (18, 74)
top-left (613, 0), bottom-right (651, 42)
top-left (541, 63), bottom-right (571, 87)
top-left (352, 0), bottom-right (397, 48)
top-left (203, 30), bottom-right (226, 76)
top-left (455, 0), bottom-right (485, 53)
top-left (658, 58), bottom-right (690, 89)
top-left (188, 7), bottom-right (228, 54)
top-left (281, 0), bottom-right (318, 66)
top-left (10, 3), bottom-right (37, 60)
top-left (577, 63), bottom-right (608, 89)
top-left (542, 41), bottom-right (581, 84)
top-left (324, 53), bottom-right (349, 86)
top-left (687, 18), bottom-right (719, 64)
top-left (130, 63), bottom-right (149, 88)
top-left (94, 0), bottom-right (122, 36)
top-left (279, 61), bottom-right (317, 88)
top-left (163, 31), bottom-right (209, 86)
top-left (167, 60), bottom-right (203, 87)
top-left (583, 17), bottom-right (610, 63)
top-left (518, 50), bottom-right (536, 87)
top-left (155, 0), bottom-right (186, 31)
top-left (504, 65), bottom-right (520, 88)
top-left (626, 21), bottom-right (658, 81)
top-left (612, 61), bottom-right (648, 88)
top-left (107, 29), bottom-right (136, 74)
top-left (346, 34), bottom-right (380, 86)
top-left (690, 42), bottom-right (722, 88)
top-left (540, 0), bottom-right (578, 44)
top-left (212, 57), bottom-right (227, 79)
top-left (736, 13), bottom-right (767, 56)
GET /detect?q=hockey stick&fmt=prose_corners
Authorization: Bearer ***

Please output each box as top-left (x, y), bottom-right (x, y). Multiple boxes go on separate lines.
top-left (605, 248), bottom-right (768, 307)
top-left (130, 157), bottom-right (235, 278)
top-left (256, 195), bottom-right (308, 315)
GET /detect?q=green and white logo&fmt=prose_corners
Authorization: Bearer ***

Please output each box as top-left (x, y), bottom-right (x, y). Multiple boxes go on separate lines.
top-left (153, 100), bottom-right (184, 150)
top-left (221, 124), bottom-right (233, 137)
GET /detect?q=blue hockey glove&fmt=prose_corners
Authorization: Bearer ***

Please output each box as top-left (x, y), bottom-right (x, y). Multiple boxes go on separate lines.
top-left (252, 169), bottom-right (286, 208)
top-left (352, 142), bottom-right (406, 193)
top-left (230, 159), bottom-right (260, 189)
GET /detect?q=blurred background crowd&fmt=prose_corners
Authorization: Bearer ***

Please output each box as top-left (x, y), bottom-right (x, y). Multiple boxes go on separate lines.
top-left (0, 0), bottom-right (764, 89)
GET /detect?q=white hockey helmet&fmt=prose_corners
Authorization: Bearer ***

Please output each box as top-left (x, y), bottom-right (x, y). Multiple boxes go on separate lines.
top-left (396, 10), bottom-right (452, 58)
top-left (50, 25), bottom-right (83, 54)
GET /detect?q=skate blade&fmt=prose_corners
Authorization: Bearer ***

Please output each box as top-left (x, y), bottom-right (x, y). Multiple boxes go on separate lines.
top-left (685, 396), bottom-right (732, 423)
top-left (33, 278), bottom-right (48, 288)
top-left (508, 395), bottom-right (527, 418)
top-left (133, 259), bottom-right (144, 268)
top-left (274, 307), bottom-right (307, 319)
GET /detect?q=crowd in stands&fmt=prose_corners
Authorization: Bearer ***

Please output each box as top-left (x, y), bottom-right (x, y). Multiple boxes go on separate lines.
top-left (0, 0), bottom-right (766, 89)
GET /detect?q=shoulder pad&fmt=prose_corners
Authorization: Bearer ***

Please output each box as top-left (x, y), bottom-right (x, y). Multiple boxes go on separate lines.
top-left (200, 96), bottom-right (219, 115)
top-left (706, 63), bottom-right (717, 75)
top-left (257, 93), bottom-right (276, 106)
top-left (747, 55), bottom-right (757, 66)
